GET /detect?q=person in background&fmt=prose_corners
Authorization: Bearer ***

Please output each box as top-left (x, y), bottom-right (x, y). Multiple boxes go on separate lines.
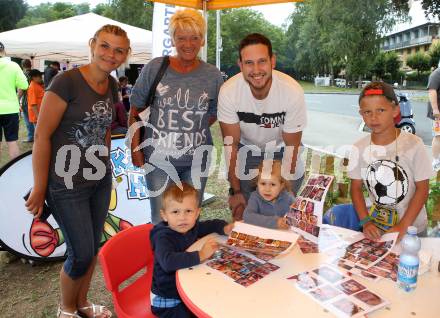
top-left (427, 67), bottom-right (440, 171)
top-left (44, 61), bottom-right (60, 88)
top-left (20, 59), bottom-right (34, 142)
top-left (0, 41), bottom-right (28, 160)
top-left (111, 101), bottom-right (128, 135)
top-left (27, 69), bottom-right (45, 129)
top-left (118, 76), bottom-right (131, 112)
top-left (25, 25), bottom-right (131, 318)
top-left (129, 8), bottom-right (223, 224)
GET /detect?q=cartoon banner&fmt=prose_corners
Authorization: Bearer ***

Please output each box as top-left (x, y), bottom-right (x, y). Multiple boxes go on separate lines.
top-left (0, 137), bottom-right (213, 261)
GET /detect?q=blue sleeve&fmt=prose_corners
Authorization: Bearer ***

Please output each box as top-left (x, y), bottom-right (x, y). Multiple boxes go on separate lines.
top-left (243, 192), bottom-right (278, 229)
top-left (153, 235), bottom-right (200, 273)
top-left (197, 219), bottom-right (227, 238)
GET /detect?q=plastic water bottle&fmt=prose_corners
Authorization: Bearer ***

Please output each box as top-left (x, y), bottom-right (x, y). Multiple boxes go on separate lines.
top-left (397, 226), bottom-right (421, 292)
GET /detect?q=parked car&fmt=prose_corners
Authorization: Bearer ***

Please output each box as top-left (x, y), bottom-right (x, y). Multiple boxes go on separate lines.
top-left (335, 78), bottom-right (346, 87)
top-left (355, 80), bottom-right (371, 88)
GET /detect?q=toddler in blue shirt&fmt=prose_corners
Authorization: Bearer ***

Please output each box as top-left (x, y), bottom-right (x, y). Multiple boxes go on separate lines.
top-left (243, 160), bottom-right (294, 229)
top-left (150, 183), bottom-right (233, 317)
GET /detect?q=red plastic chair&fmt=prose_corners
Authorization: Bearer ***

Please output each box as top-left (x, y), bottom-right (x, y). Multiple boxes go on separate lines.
top-left (98, 223), bottom-right (156, 318)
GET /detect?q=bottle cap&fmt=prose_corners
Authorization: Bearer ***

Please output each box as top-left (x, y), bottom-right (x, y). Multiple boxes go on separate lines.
top-left (407, 226), bottom-right (417, 235)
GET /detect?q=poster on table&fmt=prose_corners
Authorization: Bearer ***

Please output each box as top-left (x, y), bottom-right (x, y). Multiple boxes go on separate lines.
top-left (287, 265), bottom-right (390, 318)
top-left (331, 232), bottom-right (398, 270)
top-left (296, 226), bottom-right (348, 254)
top-left (206, 245), bottom-right (280, 287)
top-left (226, 222), bottom-right (299, 261)
top-left (286, 174), bottom-right (334, 240)
top-left (0, 137), bottom-right (213, 261)
top-left (333, 249), bottom-right (432, 282)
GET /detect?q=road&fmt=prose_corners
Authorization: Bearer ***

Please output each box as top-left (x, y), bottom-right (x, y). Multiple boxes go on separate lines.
top-left (303, 93), bottom-right (432, 152)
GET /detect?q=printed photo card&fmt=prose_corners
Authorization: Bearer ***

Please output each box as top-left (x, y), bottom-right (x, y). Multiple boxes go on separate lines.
top-left (287, 265), bottom-right (390, 318)
top-left (206, 245), bottom-right (280, 287)
top-left (336, 232), bottom-right (398, 269)
top-left (340, 250), bottom-right (432, 282)
top-left (226, 222), bottom-right (299, 261)
top-left (293, 225), bottom-right (348, 254)
top-left (286, 174), bottom-right (334, 237)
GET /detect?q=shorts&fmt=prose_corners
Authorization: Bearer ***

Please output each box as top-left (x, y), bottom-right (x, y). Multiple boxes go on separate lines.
top-left (0, 113), bottom-right (19, 142)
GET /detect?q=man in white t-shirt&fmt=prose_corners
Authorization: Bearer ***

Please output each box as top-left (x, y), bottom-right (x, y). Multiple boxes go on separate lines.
top-left (218, 33), bottom-right (307, 220)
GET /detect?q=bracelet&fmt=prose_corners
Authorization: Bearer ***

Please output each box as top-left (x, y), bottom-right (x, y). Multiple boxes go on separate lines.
top-left (359, 216), bottom-right (372, 227)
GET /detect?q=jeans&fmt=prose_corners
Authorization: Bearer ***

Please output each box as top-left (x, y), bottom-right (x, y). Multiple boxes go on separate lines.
top-left (22, 107), bottom-right (34, 141)
top-left (144, 164), bottom-right (208, 224)
top-left (46, 173), bottom-right (112, 279)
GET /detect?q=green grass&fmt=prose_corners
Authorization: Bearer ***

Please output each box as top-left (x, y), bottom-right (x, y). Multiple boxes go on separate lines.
top-left (0, 117), bottom-right (33, 168)
top-left (299, 81), bottom-right (361, 94)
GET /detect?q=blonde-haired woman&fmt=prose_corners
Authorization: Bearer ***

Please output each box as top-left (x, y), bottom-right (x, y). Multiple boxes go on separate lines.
top-left (26, 25), bottom-right (131, 318)
top-left (129, 9), bottom-right (223, 226)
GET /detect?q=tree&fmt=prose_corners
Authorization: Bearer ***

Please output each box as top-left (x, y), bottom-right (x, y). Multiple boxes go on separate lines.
top-left (0, 0), bottom-right (27, 32)
top-left (392, 0), bottom-right (440, 18)
top-left (99, 0), bottom-right (154, 30)
top-left (16, 2), bottom-right (90, 28)
top-left (406, 52), bottom-right (431, 79)
top-left (385, 51), bottom-right (401, 80)
top-left (428, 42), bottom-right (440, 68)
top-left (207, 9), bottom-right (284, 72)
top-left (371, 52), bottom-right (387, 80)
top-left (420, 0), bottom-right (440, 18)
top-left (287, 0), bottom-right (409, 81)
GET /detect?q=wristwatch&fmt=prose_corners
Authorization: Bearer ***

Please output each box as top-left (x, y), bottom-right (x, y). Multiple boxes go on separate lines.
top-left (228, 187), bottom-right (240, 196)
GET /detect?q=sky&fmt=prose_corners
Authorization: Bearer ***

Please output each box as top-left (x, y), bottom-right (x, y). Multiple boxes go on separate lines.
top-left (25, 0), bottom-right (295, 27)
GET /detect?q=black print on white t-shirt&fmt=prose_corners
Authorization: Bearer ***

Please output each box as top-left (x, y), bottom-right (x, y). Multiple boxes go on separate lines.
top-left (237, 111), bottom-right (286, 128)
top-left (365, 159), bottom-right (409, 206)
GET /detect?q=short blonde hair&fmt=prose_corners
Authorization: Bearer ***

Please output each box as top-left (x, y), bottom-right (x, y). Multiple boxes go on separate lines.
top-left (161, 182), bottom-right (199, 210)
top-left (169, 9), bottom-right (206, 42)
top-left (256, 160), bottom-right (291, 192)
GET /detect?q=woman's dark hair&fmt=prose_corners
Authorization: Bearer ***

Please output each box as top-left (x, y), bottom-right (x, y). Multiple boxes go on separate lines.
top-left (238, 33), bottom-right (272, 61)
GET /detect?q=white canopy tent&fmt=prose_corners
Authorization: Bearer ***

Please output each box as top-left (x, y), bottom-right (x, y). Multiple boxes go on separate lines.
top-left (0, 13), bottom-right (152, 65)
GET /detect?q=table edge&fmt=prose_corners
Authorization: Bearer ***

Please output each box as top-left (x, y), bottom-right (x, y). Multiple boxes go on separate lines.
top-left (176, 270), bottom-right (212, 318)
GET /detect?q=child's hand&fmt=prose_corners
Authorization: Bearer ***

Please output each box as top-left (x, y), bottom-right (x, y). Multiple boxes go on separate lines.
top-left (277, 217), bottom-right (289, 230)
top-left (223, 223), bottom-right (234, 235)
top-left (386, 224), bottom-right (406, 242)
top-left (363, 222), bottom-right (382, 241)
top-left (199, 239), bottom-right (219, 262)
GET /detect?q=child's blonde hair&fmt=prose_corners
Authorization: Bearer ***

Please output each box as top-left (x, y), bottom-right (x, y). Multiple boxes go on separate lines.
top-left (161, 182), bottom-right (199, 210)
top-left (256, 160), bottom-right (291, 192)
top-left (169, 9), bottom-right (206, 43)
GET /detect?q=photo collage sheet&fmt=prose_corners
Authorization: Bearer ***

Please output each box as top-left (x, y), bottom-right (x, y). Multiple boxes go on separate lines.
top-left (285, 174), bottom-right (345, 253)
top-left (327, 232), bottom-right (399, 283)
top-left (206, 222), bottom-right (299, 287)
top-left (332, 242), bottom-right (431, 283)
top-left (287, 265), bottom-right (390, 318)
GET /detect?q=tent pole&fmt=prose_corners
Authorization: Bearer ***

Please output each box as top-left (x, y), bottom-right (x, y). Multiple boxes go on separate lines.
top-left (216, 9), bottom-right (221, 70)
top-left (202, 0), bottom-right (208, 61)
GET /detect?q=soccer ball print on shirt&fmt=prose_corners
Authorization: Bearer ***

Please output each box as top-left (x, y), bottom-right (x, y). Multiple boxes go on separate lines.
top-left (364, 159), bottom-right (408, 206)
